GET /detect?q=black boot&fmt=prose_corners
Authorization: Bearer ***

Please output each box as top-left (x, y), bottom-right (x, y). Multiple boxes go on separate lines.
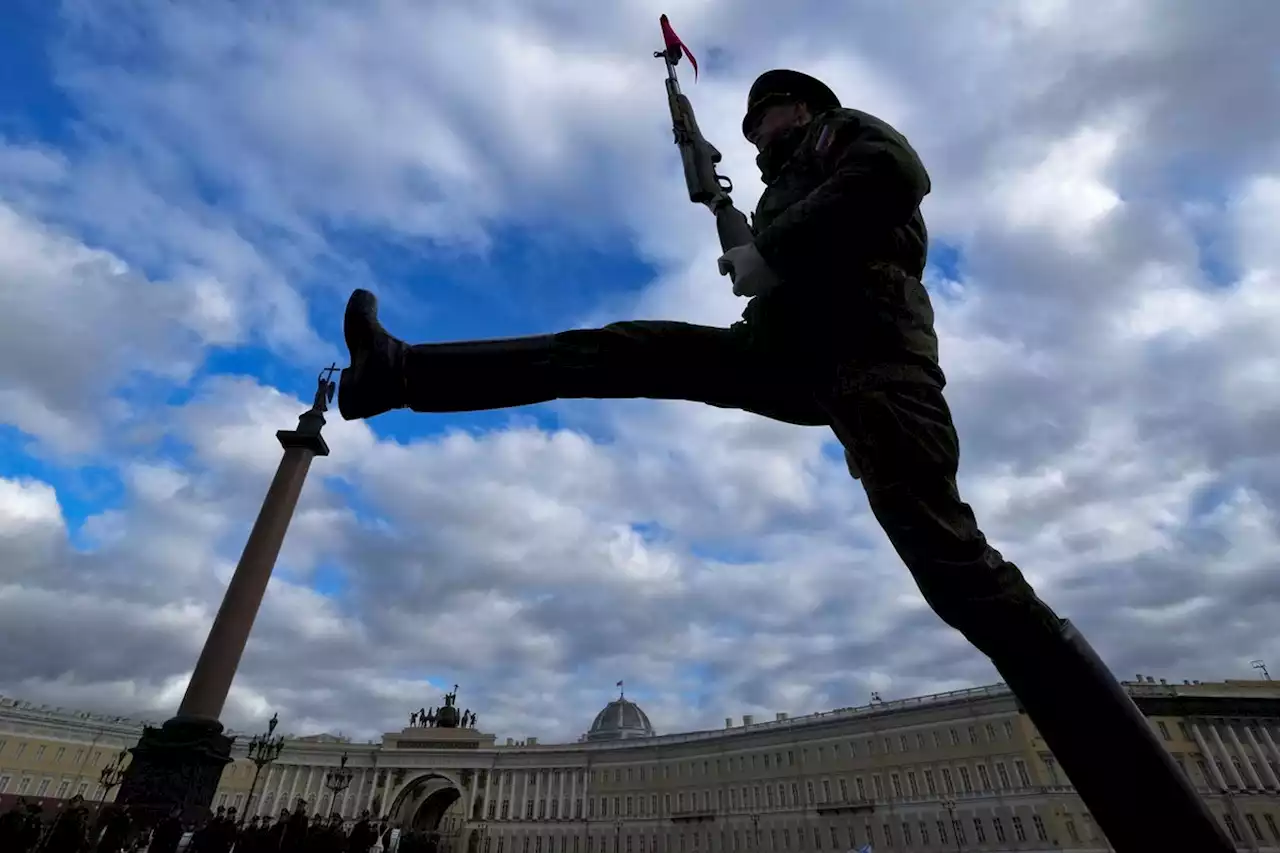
top-left (340, 288), bottom-right (565, 418)
top-left (991, 618), bottom-right (1234, 852)
top-left (339, 289), bottom-right (408, 421)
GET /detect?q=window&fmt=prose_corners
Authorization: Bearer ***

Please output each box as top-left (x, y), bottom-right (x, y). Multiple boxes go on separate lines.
top-left (881, 823), bottom-right (891, 847)
top-left (976, 764), bottom-right (991, 790)
top-left (838, 779), bottom-right (848, 801)
top-left (973, 818), bottom-right (986, 843)
top-left (15, 744), bottom-right (26, 758)
top-left (806, 781), bottom-right (815, 804)
top-left (855, 778), bottom-right (865, 800)
top-left (958, 767), bottom-right (973, 793)
top-left (936, 820), bottom-right (948, 844)
top-left (1066, 818), bottom-right (1080, 842)
top-left (821, 779), bottom-right (831, 801)
top-left (993, 817), bottom-right (1006, 842)
top-left (18, 777), bottom-right (31, 795)
top-left (985, 722), bottom-right (996, 741)
top-left (777, 784), bottom-right (786, 806)
top-left (923, 769), bottom-right (936, 794)
top-left (899, 735), bottom-right (908, 752)
top-left (1224, 814), bottom-right (1243, 843)
top-left (1246, 814), bottom-right (1264, 841)
top-left (1003, 719), bottom-right (1014, 739)
top-left (907, 771), bottom-right (919, 796)
top-left (891, 774), bottom-right (902, 798)
top-left (1014, 760), bottom-right (1031, 787)
top-left (918, 821), bottom-right (929, 845)
top-left (953, 819), bottom-right (967, 845)
top-left (917, 732), bottom-right (926, 748)
top-left (968, 726), bottom-right (978, 744)
top-left (884, 737), bottom-right (892, 754)
top-left (949, 728), bottom-right (960, 745)
top-left (829, 827), bottom-right (839, 848)
top-left (37, 779), bottom-right (51, 797)
top-left (940, 768), bottom-right (954, 794)
top-left (0, 776), bottom-right (9, 794)
top-left (56, 781), bottom-right (70, 799)
top-left (1157, 721), bottom-right (1171, 740)
top-left (1012, 816), bottom-right (1027, 841)
top-left (933, 730), bottom-right (942, 748)
top-left (873, 776), bottom-right (884, 799)
top-left (1032, 815), bottom-right (1049, 842)
top-left (902, 822), bottom-right (912, 846)
top-left (36, 745), bottom-right (46, 760)
top-left (996, 762), bottom-right (1010, 789)
top-left (787, 751), bottom-right (794, 766)
top-left (55, 747), bottom-right (65, 762)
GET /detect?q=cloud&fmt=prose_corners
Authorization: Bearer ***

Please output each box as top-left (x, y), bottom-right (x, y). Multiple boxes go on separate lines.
top-left (0, 0), bottom-right (1278, 747)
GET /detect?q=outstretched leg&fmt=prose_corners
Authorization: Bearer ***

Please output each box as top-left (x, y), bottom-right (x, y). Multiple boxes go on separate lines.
top-left (339, 289), bottom-right (828, 426)
top-left (823, 383), bottom-right (1233, 853)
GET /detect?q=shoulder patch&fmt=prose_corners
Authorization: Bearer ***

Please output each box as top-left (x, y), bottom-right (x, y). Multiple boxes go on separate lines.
top-left (814, 122), bottom-right (836, 155)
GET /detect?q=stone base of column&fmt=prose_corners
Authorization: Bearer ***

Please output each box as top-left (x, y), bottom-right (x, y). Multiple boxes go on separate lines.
top-left (116, 716), bottom-right (234, 825)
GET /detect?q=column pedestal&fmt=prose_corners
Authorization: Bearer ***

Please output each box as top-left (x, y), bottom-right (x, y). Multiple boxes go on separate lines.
top-left (115, 717), bottom-right (235, 822)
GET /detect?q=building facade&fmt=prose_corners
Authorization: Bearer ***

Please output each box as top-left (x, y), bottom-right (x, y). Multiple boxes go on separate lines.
top-left (2, 677), bottom-right (1280, 851)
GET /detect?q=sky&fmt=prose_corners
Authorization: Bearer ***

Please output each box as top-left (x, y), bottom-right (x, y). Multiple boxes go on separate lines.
top-left (1, 0), bottom-right (1278, 744)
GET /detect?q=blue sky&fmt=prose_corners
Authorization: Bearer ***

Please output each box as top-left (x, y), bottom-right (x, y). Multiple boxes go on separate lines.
top-left (0, 0), bottom-right (1278, 744)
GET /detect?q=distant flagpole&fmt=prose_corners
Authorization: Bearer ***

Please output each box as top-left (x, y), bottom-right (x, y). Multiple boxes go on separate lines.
top-left (617, 680), bottom-right (625, 698)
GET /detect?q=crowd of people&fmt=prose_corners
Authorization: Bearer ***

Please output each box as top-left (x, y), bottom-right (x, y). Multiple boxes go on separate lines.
top-left (0, 796), bottom-right (452, 852)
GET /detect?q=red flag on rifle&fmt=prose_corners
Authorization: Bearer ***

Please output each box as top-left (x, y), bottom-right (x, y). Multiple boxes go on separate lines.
top-left (659, 14), bottom-right (699, 80)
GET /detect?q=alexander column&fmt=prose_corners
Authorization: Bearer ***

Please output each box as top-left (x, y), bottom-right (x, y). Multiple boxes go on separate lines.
top-left (117, 367), bottom-right (339, 820)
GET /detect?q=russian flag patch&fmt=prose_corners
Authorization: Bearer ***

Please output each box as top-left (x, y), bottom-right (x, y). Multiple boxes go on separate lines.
top-left (814, 122), bottom-right (836, 155)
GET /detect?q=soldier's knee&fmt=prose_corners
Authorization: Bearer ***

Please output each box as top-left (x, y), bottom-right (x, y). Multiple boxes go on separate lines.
top-left (844, 449), bottom-right (862, 480)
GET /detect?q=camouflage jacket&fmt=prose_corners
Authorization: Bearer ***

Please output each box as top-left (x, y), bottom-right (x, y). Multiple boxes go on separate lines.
top-left (745, 107), bottom-right (944, 390)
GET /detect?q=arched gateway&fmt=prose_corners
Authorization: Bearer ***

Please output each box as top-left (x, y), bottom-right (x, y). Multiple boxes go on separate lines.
top-left (385, 772), bottom-right (468, 847)
top-left (378, 686), bottom-right (493, 853)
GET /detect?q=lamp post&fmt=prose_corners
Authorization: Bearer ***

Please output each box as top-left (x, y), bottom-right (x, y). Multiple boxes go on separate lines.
top-left (472, 819), bottom-right (488, 853)
top-left (324, 753), bottom-right (355, 818)
top-left (749, 812), bottom-right (761, 848)
top-left (98, 749), bottom-right (129, 806)
top-left (941, 797), bottom-right (964, 852)
top-left (241, 713), bottom-right (286, 826)
top-left (94, 749), bottom-right (129, 830)
top-left (614, 818), bottom-right (623, 853)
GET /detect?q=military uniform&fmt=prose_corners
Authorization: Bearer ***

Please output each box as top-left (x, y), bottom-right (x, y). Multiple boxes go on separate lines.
top-left (338, 72), bottom-right (1233, 853)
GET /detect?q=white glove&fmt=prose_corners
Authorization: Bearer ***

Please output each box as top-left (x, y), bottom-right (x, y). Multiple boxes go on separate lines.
top-left (718, 243), bottom-right (781, 298)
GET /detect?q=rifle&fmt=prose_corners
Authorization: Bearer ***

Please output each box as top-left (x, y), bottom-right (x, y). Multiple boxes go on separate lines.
top-left (655, 15), bottom-right (755, 255)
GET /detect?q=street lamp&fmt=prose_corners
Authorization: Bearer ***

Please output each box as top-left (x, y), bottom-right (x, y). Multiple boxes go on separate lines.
top-left (614, 818), bottom-right (623, 853)
top-left (98, 749), bottom-right (128, 803)
top-left (749, 812), bottom-right (761, 849)
top-left (941, 797), bottom-right (964, 852)
top-left (95, 748), bottom-right (128, 825)
top-left (324, 752), bottom-right (355, 818)
top-left (242, 713), bottom-right (286, 826)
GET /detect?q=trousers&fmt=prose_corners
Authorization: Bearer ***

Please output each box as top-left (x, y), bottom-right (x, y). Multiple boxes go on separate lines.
top-left (400, 319), bottom-right (1234, 853)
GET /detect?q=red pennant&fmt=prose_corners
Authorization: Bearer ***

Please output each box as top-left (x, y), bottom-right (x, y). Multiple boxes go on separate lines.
top-left (659, 14), bottom-right (699, 80)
